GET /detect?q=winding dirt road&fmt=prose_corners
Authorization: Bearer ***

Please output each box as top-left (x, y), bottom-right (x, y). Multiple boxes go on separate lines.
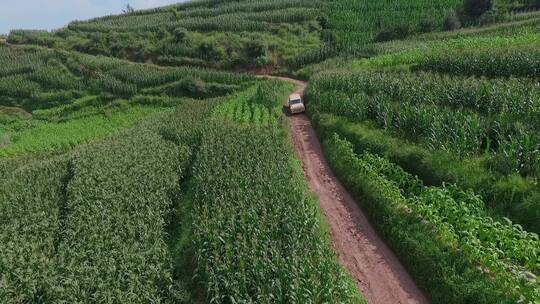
top-left (260, 76), bottom-right (429, 304)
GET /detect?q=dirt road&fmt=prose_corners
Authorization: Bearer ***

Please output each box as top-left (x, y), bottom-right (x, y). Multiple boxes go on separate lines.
top-left (259, 75), bottom-right (429, 304)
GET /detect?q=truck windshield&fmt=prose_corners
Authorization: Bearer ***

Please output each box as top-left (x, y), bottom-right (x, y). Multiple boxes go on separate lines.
top-left (290, 99), bottom-right (302, 105)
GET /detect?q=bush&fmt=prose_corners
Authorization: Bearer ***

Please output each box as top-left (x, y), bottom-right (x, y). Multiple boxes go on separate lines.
top-left (374, 24), bottom-right (412, 42)
top-left (321, 30), bottom-right (338, 44)
top-left (316, 15), bottom-right (329, 29)
top-left (172, 27), bottom-right (188, 43)
top-left (478, 9), bottom-right (505, 25)
top-left (443, 10), bottom-right (462, 31)
top-left (524, 0), bottom-right (540, 9)
top-left (197, 42), bottom-right (223, 61)
top-left (464, 0), bottom-right (494, 17)
top-left (168, 77), bottom-right (207, 98)
top-left (418, 19), bottom-right (435, 33)
top-left (243, 40), bottom-right (267, 61)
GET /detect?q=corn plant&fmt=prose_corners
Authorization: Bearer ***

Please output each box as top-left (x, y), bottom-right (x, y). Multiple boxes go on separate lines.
top-left (307, 70), bottom-right (540, 177)
top-left (189, 124), bottom-right (363, 303)
top-left (324, 133), bottom-right (540, 303)
top-left (416, 45), bottom-right (540, 79)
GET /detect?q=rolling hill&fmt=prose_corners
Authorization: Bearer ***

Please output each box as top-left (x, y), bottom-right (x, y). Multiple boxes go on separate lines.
top-left (1, 0), bottom-right (539, 303)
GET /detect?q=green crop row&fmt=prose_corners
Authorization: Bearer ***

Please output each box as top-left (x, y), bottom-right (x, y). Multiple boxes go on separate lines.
top-left (0, 105), bottom-right (163, 158)
top-left (68, 11), bottom-right (314, 34)
top-left (354, 31), bottom-right (540, 69)
top-left (213, 85), bottom-right (275, 125)
top-left (173, 0), bottom-right (322, 19)
top-left (307, 70), bottom-right (540, 178)
top-left (0, 158), bottom-right (69, 302)
top-left (109, 64), bottom-right (253, 87)
top-left (322, 133), bottom-right (539, 303)
top-left (0, 46), bottom-right (49, 77)
top-left (326, 0), bottom-right (461, 45)
top-left (309, 70), bottom-right (540, 118)
top-left (0, 108), bottom-right (196, 302)
top-left (0, 45), bottom-right (253, 111)
top-left (53, 119), bottom-right (191, 302)
top-left (187, 123), bottom-right (363, 303)
top-left (312, 114), bottom-right (540, 234)
top-left (213, 80), bottom-right (292, 125)
top-left (68, 2), bottom-right (321, 33)
top-left (415, 45), bottom-right (540, 79)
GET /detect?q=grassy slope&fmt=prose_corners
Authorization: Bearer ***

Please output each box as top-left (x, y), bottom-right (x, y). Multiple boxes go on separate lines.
top-left (2, 0), bottom-right (540, 303)
top-left (8, 0), bottom-right (325, 70)
top-left (0, 44), bottom-right (254, 158)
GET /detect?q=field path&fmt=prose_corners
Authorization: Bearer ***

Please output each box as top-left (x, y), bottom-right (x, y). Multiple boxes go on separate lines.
top-left (258, 75), bottom-right (429, 304)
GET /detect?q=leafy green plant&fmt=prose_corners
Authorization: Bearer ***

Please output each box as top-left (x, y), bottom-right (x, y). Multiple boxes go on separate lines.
top-left (322, 133), bottom-right (539, 303)
top-left (188, 124), bottom-right (363, 303)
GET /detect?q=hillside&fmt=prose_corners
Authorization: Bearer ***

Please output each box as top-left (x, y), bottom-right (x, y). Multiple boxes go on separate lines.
top-left (8, 0), bottom-right (324, 70)
top-left (1, 0), bottom-right (540, 303)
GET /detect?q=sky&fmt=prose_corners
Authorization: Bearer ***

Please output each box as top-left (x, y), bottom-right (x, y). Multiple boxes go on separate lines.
top-left (0, 0), bottom-right (186, 34)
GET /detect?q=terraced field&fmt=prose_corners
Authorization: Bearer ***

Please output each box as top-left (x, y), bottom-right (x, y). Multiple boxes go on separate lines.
top-left (1, 0), bottom-right (539, 303)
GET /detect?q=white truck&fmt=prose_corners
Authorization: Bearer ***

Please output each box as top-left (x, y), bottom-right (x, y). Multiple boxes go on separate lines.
top-left (288, 93), bottom-right (305, 114)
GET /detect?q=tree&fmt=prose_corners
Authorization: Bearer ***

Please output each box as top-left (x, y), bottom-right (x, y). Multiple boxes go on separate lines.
top-left (123, 4), bottom-right (135, 14)
top-left (374, 24), bottom-right (412, 42)
top-left (464, 0), bottom-right (494, 17)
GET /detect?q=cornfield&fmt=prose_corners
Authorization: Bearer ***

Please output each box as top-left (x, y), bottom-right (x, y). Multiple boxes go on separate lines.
top-left (327, 0), bottom-right (462, 45)
top-left (307, 70), bottom-right (540, 177)
top-left (325, 134), bottom-right (540, 303)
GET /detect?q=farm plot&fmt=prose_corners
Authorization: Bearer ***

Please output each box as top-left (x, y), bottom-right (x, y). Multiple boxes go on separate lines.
top-left (323, 133), bottom-right (539, 303)
top-left (186, 122), bottom-right (362, 303)
top-left (1, 79), bottom-right (364, 303)
top-left (213, 80), bottom-right (292, 125)
top-left (0, 109), bottom-right (197, 302)
top-left (0, 45), bottom-right (253, 157)
top-left (307, 69), bottom-right (540, 233)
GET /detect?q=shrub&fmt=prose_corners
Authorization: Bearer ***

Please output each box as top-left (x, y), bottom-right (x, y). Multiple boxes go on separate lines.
top-left (170, 8), bottom-right (180, 22)
top-left (524, 0), bottom-right (540, 9)
top-left (316, 15), bottom-right (329, 29)
top-left (443, 10), bottom-right (462, 31)
top-left (321, 30), bottom-right (338, 44)
top-left (464, 0), bottom-right (494, 18)
top-left (243, 40), bottom-right (267, 60)
top-left (374, 24), bottom-right (412, 42)
top-left (197, 42), bottom-right (223, 61)
top-left (418, 19), bottom-right (435, 33)
top-left (478, 9), bottom-right (505, 25)
top-left (168, 77), bottom-right (207, 98)
top-left (172, 27), bottom-right (188, 43)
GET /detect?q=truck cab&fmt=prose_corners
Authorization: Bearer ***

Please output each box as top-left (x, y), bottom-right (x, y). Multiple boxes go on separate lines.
top-left (288, 94), bottom-right (305, 114)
